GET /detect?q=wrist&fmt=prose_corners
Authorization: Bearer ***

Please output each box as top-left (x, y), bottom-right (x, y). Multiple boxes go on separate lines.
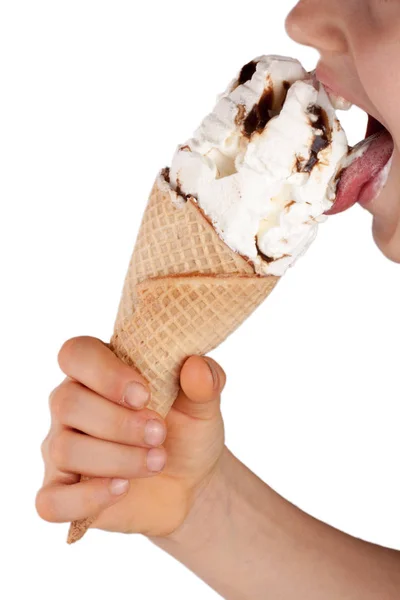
top-left (151, 445), bottom-right (272, 554)
top-left (149, 449), bottom-right (400, 600)
top-left (166, 446), bottom-right (237, 547)
top-left (150, 447), bottom-right (279, 599)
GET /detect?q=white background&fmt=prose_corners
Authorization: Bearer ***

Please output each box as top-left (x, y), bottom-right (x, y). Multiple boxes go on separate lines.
top-left (1, 0), bottom-right (399, 598)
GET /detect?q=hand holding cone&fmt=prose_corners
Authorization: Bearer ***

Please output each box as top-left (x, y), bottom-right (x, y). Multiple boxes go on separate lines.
top-left (67, 172), bottom-right (278, 543)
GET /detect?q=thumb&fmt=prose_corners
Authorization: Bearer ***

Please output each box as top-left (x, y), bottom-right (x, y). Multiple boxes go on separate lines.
top-left (173, 355), bottom-right (226, 420)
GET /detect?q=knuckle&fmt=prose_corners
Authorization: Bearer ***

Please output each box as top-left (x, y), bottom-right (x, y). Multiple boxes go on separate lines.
top-left (126, 447), bottom-right (146, 478)
top-left (48, 431), bottom-right (70, 468)
top-left (109, 445), bottom-right (140, 479)
top-left (49, 380), bottom-right (80, 422)
top-left (83, 485), bottom-right (107, 515)
top-left (57, 336), bottom-right (91, 373)
top-left (40, 435), bottom-right (50, 461)
top-left (48, 384), bottom-right (60, 406)
top-left (57, 337), bottom-right (78, 372)
top-left (49, 387), bottom-right (65, 421)
top-left (116, 411), bottom-right (138, 442)
top-left (35, 488), bottom-right (58, 523)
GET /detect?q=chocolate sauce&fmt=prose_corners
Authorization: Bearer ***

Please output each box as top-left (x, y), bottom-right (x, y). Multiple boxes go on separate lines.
top-left (175, 176), bottom-right (183, 197)
top-left (174, 175), bottom-right (194, 202)
top-left (332, 165), bottom-right (345, 189)
top-left (295, 155), bottom-right (304, 171)
top-left (235, 104), bottom-right (246, 126)
top-left (243, 87), bottom-right (274, 137)
top-left (255, 237), bottom-right (274, 263)
top-left (308, 105), bottom-right (330, 138)
top-left (302, 105), bottom-right (331, 173)
top-left (281, 80), bottom-right (292, 107)
top-left (302, 138), bottom-right (329, 172)
top-left (238, 60), bottom-right (258, 86)
top-left (285, 200), bottom-right (296, 211)
top-left (162, 167), bottom-right (171, 184)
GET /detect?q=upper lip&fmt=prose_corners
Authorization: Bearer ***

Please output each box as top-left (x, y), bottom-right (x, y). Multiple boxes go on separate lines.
top-left (316, 62), bottom-right (390, 141)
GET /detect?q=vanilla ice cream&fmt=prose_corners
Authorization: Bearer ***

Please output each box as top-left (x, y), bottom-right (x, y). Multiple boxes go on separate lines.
top-left (170, 55), bottom-right (350, 276)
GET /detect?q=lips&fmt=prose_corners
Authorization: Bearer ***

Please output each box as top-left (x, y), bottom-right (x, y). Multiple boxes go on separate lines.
top-left (316, 68), bottom-right (394, 215)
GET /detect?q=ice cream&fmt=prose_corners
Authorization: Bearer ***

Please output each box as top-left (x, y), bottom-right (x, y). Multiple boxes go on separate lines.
top-left (170, 55), bottom-right (350, 276)
top-left (68, 54), bottom-right (392, 545)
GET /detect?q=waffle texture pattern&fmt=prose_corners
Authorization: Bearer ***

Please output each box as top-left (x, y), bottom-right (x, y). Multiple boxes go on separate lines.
top-left (67, 173), bottom-right (278, 543)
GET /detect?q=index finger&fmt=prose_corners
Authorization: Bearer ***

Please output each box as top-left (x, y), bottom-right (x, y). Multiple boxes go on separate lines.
top-left (57, 336), bottom-right (149, 408)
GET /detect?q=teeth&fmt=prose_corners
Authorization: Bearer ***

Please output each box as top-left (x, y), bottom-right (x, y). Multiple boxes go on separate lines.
top-left (326, 90), bottom-right (352, 111)
top-left (309, 70), bottom-right (352, 111)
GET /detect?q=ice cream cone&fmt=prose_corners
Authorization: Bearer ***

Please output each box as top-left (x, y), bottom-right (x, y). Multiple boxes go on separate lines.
top-left (67, 172), bottom-right (278, 544)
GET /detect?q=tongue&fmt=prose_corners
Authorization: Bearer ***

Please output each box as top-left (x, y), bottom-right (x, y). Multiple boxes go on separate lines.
top-left (326, 128), bottom-right (393, 215)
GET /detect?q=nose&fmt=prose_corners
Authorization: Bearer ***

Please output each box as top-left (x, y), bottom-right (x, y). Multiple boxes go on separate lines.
top-left (285, 0), bottom-right (348, 54)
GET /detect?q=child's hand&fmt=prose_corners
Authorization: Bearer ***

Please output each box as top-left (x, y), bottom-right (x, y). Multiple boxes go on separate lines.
top-left (36, 336), bottom-right (226, 537)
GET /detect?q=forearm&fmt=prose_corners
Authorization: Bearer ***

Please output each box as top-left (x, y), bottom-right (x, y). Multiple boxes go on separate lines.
top-left (152, 449), bottom-right (400, 599)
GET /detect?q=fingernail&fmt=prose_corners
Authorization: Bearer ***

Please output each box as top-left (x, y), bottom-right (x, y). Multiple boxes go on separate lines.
top-left (109, 479), bottom-right (129, 496)
top-left (123, 381), bottom-right (149, 409)
top-left (144, 420), bottom-right (166, 447)
top-left (147, 448), bottom-right (166, 473)
top-left (203, 357), bottom-right (218, 390)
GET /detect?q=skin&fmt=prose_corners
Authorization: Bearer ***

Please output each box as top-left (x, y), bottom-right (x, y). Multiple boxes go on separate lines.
top-left (37, 336), bottom-right (227, 537)
top-left (37, 1), bottom-right (400, 597)
top-left (286, 0), bottom-right (400, 262)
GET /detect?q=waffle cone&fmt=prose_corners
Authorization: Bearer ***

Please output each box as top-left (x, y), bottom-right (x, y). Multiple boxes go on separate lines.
top-left (67, 173), bottom-right (279, 544)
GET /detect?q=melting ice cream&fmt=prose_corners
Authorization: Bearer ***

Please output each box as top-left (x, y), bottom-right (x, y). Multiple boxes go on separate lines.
top-left (170, 55), bottom-right (351, 276)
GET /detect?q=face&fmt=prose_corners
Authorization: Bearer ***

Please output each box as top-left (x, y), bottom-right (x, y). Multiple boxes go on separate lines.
top-left (286, 0), bottom-right (400, 257)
